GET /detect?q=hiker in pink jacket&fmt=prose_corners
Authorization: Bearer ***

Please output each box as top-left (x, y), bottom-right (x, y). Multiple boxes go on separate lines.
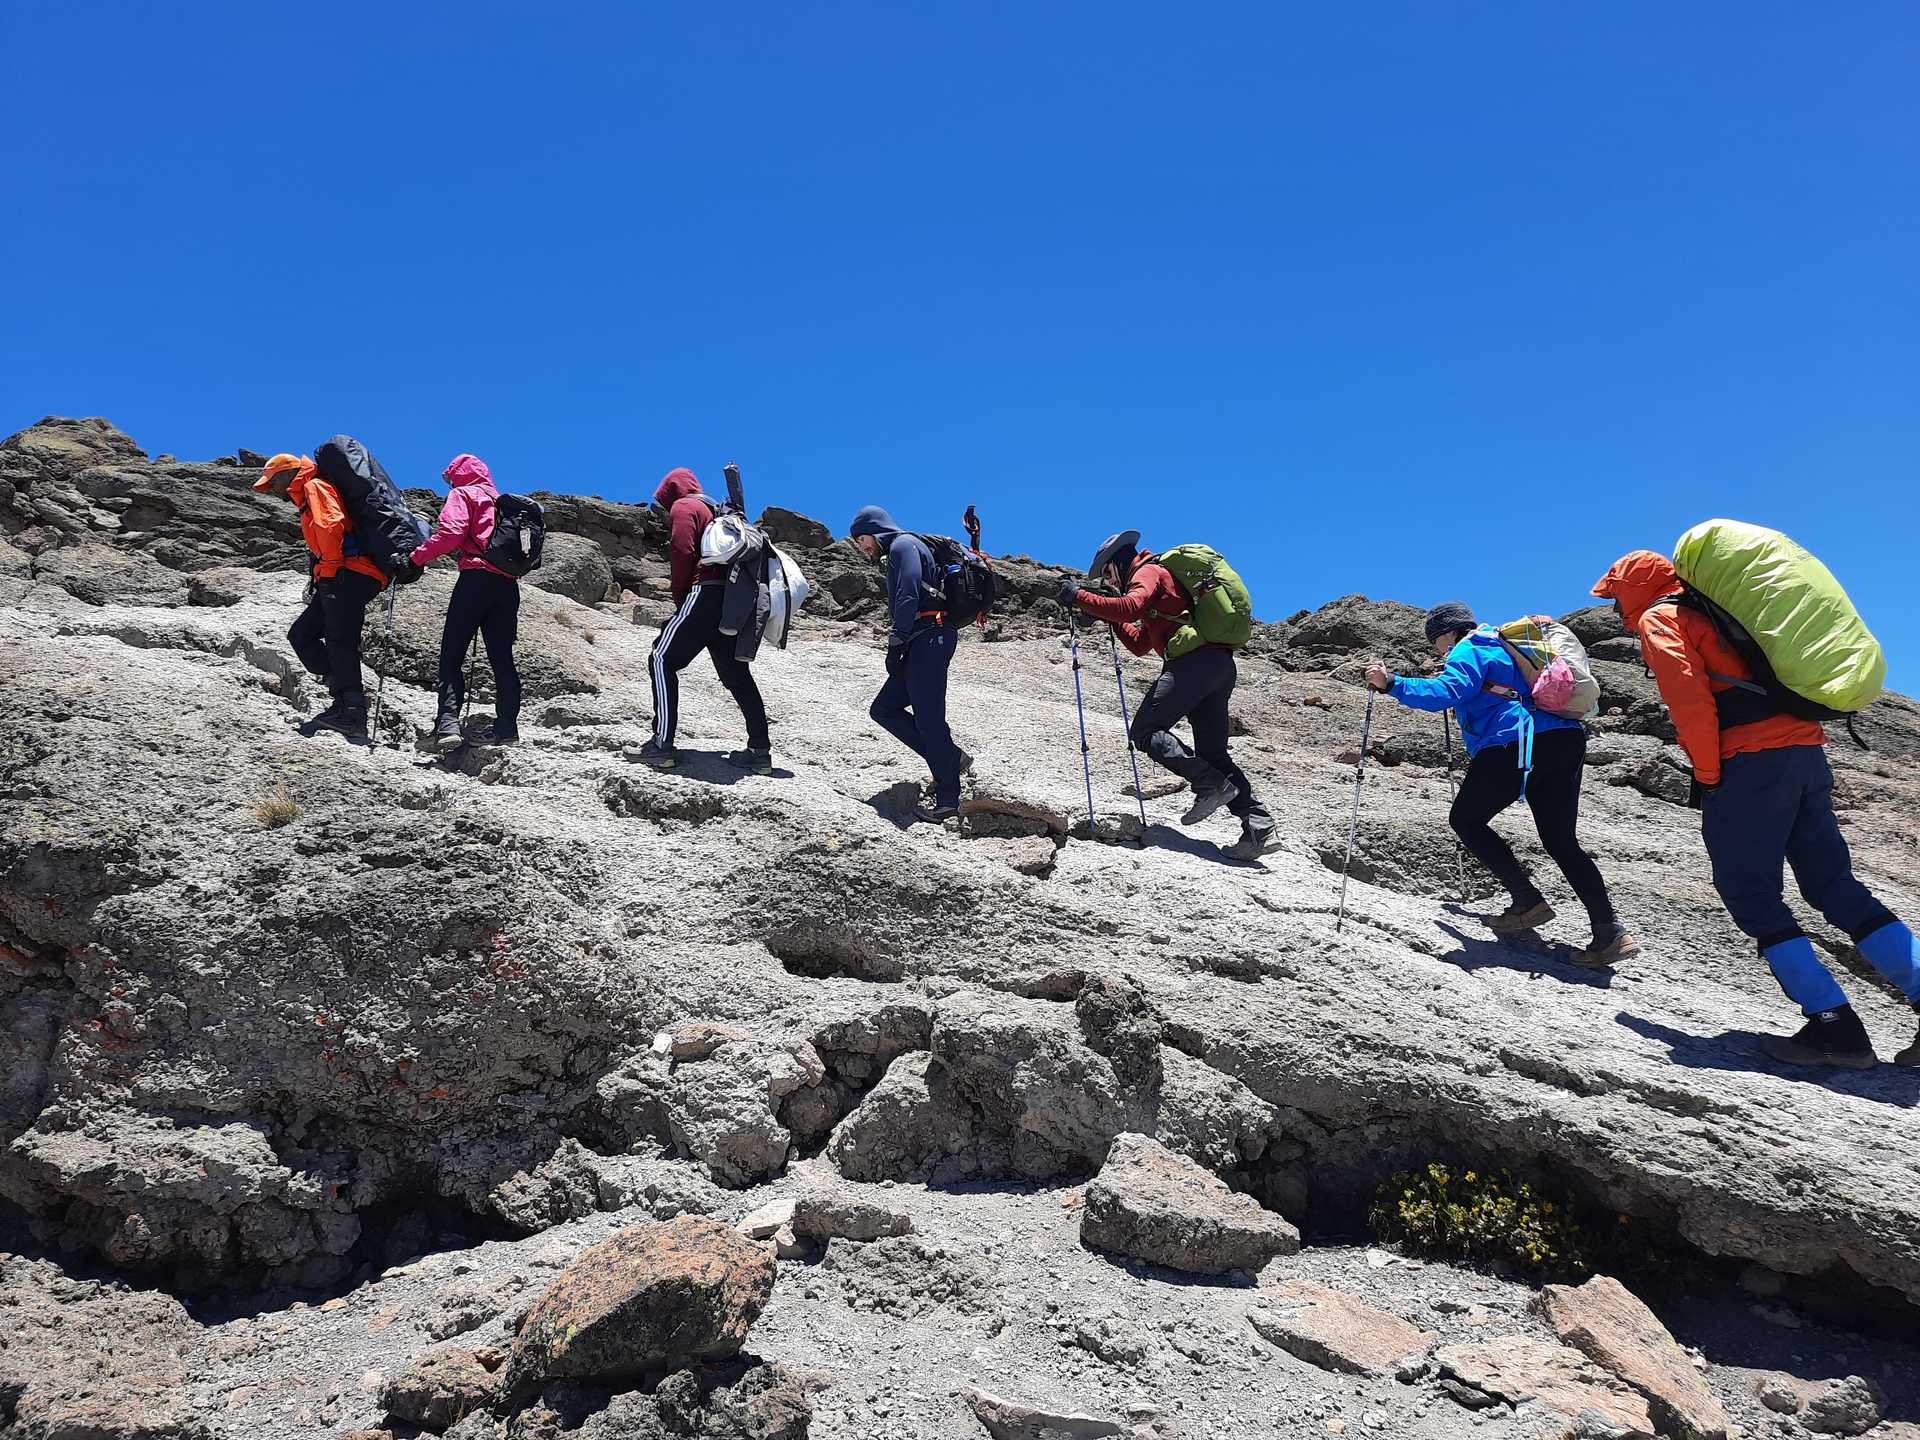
top-left (410, 454), bottom-right (522, 749)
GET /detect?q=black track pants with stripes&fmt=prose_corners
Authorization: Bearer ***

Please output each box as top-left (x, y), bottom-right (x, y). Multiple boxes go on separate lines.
top-left (649, 583), bottom-right (770, 749)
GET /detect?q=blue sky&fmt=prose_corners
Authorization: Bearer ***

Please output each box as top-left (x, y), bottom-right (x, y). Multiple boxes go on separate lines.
top-left (5, 3), bottom-right (1915, 687)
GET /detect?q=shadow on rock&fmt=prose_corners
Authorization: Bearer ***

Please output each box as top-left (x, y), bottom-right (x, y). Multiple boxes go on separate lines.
top-left (1618, 1015), bottom-right (1920, 1106)
top-left (1431, 919), bottom-right (1617, 988)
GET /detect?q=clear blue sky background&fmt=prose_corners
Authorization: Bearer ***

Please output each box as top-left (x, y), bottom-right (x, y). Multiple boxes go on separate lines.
top-left (5, 3), bottom-right (1915, 686)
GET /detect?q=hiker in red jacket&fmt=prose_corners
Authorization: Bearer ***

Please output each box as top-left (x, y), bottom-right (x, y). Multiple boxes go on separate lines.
top-left (412, 454), bottom-right (523, 749)
top-left (1060, 530), bottom-right (1274, 860)
top-left (633, 468), bottom-right (772, 773)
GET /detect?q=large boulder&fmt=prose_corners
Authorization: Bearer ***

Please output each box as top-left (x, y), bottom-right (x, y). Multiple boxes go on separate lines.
top-left (526, 531), bottom-right (615, 605)
top-left (1079, 1132), bottom-right (1299, 1275)
top-left (379, 1346), bottom-right (507, 1431)
top-left (506, 1216), bottom-right (776, 1391)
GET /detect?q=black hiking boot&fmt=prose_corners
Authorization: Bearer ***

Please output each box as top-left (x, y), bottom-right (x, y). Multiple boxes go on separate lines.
top-left (1223, 814), bottom-right (1276, 862)
top-left (1568, 925), bottom-right (1640, 968)
top-left (1758, 1006), bottom-right (1877, 1070)
top-left (914, 800), bottom-right (960, 824)
top-left (1894, 1004), bottom-right (1920, 1067)
top-left (1181, 780), bottom-right (1239, 826)
top-left (631, 739), bottom-right (678, 770)
top-left (723, 746), bottom-right (774, 775)
top-left (302, 701), bottom-right (367, 741)
top-left (487, 721), bottom-right (520, 746)
top-left (429, 714), bottom-right (465, 753)
top-left (1488, 898), bottom-right (1555, 936)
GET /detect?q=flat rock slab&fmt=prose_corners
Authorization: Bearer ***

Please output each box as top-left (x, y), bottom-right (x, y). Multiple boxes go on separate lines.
top-left (961, 1384), bottom-right (1126, 1439)
top-left (959, 790), bottom-right (1069, 835)
top-left (791, 1190), bottom-right (914, 1243)
top-left (1539, 1275), bottom-right (1728, 1440)
top-left (378, 1345), bottom-right (505, 1430)
top-left (1080, 1132), bottom-right (1299, 1275)
top-left (507, 1215), bottom-right (774, 1391)
top-left (1436, 1336), bottom-right (1654, 1436)
top-left (1248, 1279), bottom-right (1434, 1377)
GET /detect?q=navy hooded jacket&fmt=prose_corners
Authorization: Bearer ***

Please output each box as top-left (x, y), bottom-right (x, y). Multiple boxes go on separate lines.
top-left (849, 505), bottom-right (945, 647)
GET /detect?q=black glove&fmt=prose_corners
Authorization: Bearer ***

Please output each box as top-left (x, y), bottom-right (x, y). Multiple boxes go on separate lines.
top-left (1056, 577), bottom-right (1082, 609)
top-left (1687, 775), bottom-right (1719, 809)
top-left (884, 643), bottom-right (906, 676)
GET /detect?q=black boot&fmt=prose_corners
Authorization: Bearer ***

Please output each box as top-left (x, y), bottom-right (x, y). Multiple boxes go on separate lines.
top-left (1224, 812), bottom-right (1275, 862)
top-left (1895, 1004), bottom-right (1920, 1068)
top-left (305, 699), bottom-right (367, 741)
top-left (1758, 1005), bottom-right (1877, 1070)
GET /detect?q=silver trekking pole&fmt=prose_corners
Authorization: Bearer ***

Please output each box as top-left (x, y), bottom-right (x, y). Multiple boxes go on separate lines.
top-left (1104, 629), bottom-right (1149, 836)
top-left (1335, 688), bottom-right (1377, 933)
top-left (367, 584), bottom-right (398, 748)
top-left (1066, 614), bottom-right (1098, 836)
top-left (1442, 710), bottom-right (1466, 901)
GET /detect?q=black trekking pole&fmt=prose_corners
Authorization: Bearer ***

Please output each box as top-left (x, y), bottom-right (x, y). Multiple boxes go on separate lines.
top-left (1103, 629), bottom-right (1149, 837)
top-left (367, 584), bottom-right (398, 748)
top-left (1443, 710), bottom-right (1467, 901)
top-left (1335, 688), bottom-right (1377, 933)
top-left (1066, 613), bottom-right (1098, 836)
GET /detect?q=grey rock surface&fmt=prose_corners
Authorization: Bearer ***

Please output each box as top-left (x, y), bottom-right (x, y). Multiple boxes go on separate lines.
top-left (1080, 1132), bottom-right (1300, 1275)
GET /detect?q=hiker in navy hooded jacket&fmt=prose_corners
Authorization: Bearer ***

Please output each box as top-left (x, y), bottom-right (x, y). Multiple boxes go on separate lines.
top-left (1365, 601), bottom-right (1633, 967)
top-left (849, 505), bottom-right (965, 822)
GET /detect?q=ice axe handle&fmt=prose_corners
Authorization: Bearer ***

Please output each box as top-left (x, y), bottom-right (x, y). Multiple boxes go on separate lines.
top-left (723, 463), bottom-right (745, 514)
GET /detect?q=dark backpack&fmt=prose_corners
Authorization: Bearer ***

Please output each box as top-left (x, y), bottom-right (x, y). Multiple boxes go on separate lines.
top-left (920, 533), bottom-right (996, 626)
top-left (482, 493), bottom-right (546, 577)
top-left (313, 435), bottom-right (429, 582)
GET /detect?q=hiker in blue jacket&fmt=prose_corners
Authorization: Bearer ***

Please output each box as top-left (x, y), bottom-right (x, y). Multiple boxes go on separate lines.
top-left (1365, 602), bottom-right (1633, 966)
top-left (849, 505), bottom-right (965, 822)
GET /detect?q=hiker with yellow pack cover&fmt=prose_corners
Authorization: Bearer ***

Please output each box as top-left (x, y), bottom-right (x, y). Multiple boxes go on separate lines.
top-left (1594, 521), bottom-right (1920, 1070)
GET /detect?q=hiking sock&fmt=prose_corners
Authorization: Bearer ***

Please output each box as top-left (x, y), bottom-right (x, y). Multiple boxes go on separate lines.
top-left (1856, 921), bottom-right (1920, 1002)
top-left (1760, 936), bottom-right (1850, 1015)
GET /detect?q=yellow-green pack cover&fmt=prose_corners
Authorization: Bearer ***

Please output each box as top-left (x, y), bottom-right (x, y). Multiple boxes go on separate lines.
top-left (1673, 519), bottom-right (1885, 712)
top-left (1158, 544), bottom-right (1254, 660)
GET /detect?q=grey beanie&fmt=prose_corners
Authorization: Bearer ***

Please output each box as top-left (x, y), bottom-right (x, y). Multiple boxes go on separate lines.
top-left (1423, 601), bottom-right (1476, 644)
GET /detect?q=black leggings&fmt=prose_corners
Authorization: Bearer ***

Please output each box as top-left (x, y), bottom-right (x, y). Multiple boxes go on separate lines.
top-left (1451, 726), bottom-right (1616, 932)
top-left (1129, 647), bottom-right (1266, 820)
top-left (652, 583), bottom-right (769, 749)
top-left (289, 569), bottom-right (382, 706)
top-left (438, 569), bottom-right (522, 724)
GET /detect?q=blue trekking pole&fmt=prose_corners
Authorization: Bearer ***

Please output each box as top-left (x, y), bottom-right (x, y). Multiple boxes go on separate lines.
top-left (1104, 629), bottom-right (1149, 837)
top-left (1066, 614), bottom-right (1098, 835)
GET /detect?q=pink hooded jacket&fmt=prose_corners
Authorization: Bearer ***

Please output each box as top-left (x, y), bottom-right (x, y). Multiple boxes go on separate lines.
top-left (411, 454), bottom-right (512, 576)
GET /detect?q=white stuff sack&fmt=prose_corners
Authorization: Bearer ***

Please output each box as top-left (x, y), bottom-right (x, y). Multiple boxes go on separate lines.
top-left (766, 545), bottom-right (810, 649)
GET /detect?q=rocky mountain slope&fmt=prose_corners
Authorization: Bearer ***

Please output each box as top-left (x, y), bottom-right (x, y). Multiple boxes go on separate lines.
top-left (2, 417), bottom-right (1917, 1440)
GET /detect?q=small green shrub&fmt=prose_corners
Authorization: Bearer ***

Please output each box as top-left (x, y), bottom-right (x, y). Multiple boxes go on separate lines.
top-left (1369, 1163), bottom-right (1615, 1279)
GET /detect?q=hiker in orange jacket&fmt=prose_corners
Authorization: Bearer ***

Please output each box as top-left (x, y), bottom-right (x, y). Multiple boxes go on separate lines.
top-left (1594, 550), bottom-right (1920, 1068)
top-left (255, 454), bottom-right (388, 740)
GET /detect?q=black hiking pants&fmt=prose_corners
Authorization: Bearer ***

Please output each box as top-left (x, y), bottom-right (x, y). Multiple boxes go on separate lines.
top-left (870, 624), bottom-right (962, 807)
top-left (651, 583), bottom-right (770, 750)
top-left (289, 569), bottom-right (382, 709)
top-left (1450, 726), bottom-right (1617, 935)
top-left (1131, 647), bottom-right (1267, 821)
top-left (437, 569), bottom-right (523, 725)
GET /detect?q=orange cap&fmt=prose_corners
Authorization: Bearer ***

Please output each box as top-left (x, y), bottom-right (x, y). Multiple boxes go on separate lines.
top-left (252, 453), bottom-right (307, 492)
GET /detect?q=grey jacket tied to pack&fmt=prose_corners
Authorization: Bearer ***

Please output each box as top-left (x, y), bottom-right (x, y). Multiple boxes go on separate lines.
top-left (849, 505), bottom-right (942, 647)
top-left (718, 526), bottom-right (773, 661)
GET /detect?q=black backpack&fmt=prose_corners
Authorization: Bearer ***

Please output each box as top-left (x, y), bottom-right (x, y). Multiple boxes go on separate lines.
top-left (920, 533), bottom-right (996, 626)
top-left (482, 493), bottom-right (546, 577)
top-left (313, 435), bottom-right (429, 582)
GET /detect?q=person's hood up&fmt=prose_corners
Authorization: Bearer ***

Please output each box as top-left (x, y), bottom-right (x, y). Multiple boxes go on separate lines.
top-left (444, 453), bottom-right (495, 491)
top-left (654, 468), bottom-right (703, 508)
top-left (1592, 550), bottom-right (1679, 628)
top-left (252, 452), bottom-right (311, 494)
top-left (848, 505), bottom-right (902, 543)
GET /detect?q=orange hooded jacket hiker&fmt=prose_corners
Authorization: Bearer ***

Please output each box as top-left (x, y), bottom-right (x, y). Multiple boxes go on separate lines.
top-left (254, 456), bottom-right (388, 586)
top-left (1591, 550), bottom-right (1821, 786)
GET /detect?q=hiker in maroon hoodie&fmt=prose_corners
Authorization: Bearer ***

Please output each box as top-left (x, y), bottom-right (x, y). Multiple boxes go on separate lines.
top-left (634, 467), bottom-right (772, 773)
top-left (1061, 529), bottom-right (1275, 860)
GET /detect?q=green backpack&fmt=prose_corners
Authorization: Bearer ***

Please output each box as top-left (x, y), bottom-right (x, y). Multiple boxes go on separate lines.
top-left (1157, 544), bottom-right (1254, 660)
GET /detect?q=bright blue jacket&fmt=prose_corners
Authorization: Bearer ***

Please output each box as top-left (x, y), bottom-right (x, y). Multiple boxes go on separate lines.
top-left (1389, 629), bottom-right (1581, 759)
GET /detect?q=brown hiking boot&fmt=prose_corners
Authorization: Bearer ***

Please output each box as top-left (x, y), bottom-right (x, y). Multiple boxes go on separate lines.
top-left (1488, 899), bottom-right (1555, 936)
top-left (1569, 929), bottom-right (1640, 969)
top-left (1758, 1006), bottom-right (1877, 1070)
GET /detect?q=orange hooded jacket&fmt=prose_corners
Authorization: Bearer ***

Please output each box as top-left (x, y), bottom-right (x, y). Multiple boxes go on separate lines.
top-left (257, 457), bottom-right (388, 586)
top-left (1591, 551), bottom-right (1821, 785)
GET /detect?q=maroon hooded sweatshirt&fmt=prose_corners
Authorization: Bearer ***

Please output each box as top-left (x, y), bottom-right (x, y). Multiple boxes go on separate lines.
top-left (655, 468), bottom-right (724, 603)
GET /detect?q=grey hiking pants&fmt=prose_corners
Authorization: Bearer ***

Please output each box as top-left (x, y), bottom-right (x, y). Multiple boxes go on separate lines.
top-left (1130, 647), bottom-right (1266, 820)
